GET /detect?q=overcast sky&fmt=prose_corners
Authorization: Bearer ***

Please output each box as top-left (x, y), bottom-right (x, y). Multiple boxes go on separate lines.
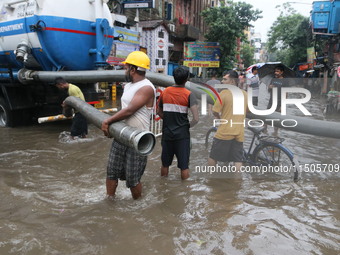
top-left (239, 0), bottom-right (315, 41)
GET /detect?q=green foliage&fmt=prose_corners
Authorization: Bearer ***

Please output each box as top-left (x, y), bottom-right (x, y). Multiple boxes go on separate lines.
top-left (267, 3), bottom-right (313, 66)
top-left (201, 0), bottom-right (261, 71)
top-left (241, 43), bottom-right (255, 68)
top-left (107, 0), bottom-right (114, 12)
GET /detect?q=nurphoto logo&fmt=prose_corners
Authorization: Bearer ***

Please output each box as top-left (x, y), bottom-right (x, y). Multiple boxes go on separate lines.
top-left (200, 83), bottom-right (312, 128)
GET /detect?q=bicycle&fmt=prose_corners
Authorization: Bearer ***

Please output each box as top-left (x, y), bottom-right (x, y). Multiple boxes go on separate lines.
top-left (205, 125), bottom-right (300, 180)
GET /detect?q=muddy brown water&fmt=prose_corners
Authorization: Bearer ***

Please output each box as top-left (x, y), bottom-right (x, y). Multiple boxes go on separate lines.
top-left (0, 84), bottom-right (339, 254)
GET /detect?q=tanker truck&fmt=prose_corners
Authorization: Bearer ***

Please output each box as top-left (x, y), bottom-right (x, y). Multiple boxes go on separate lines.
top-left (0, 0), bottom-right (118, 127)
top-left (0, 0), bottom-right (219, 129)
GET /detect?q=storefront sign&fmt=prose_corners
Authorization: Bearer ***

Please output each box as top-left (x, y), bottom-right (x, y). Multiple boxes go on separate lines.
top-left (123, 0), bottom-right (154, 9)
top-left (183, 61), bottom-right (220, 68)
top-left (184, 42), bottom-right (220, 68)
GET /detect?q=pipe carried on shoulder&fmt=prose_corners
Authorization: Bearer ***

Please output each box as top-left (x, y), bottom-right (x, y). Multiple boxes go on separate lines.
top-left (64, 96), bottom-right (155, 155)
top-left (247, 111), bottom-right (340, 139)
top-left (18, 68), bottom-right (340, 139)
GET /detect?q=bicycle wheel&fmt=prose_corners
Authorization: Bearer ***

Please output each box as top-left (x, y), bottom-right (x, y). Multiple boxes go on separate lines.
top-left (205, 126), bottom-right (217, 150)
top-left (252, 143), bottom-right (299, 180)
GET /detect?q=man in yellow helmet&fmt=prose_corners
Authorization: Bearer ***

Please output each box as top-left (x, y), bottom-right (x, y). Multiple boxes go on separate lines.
top-left (101, 51), bottom-right (155, 200)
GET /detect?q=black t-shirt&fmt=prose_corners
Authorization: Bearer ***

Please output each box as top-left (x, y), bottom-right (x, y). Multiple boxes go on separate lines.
top-left (268, 78), bottom-right (289, 110)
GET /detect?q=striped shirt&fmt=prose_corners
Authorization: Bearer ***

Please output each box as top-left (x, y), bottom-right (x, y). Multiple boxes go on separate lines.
top-left (158, 86), bottom-right (197, 140)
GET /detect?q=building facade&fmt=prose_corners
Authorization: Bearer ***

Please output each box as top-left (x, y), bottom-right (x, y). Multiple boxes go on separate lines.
top-left (111, 0), bottom-right (221, 72)
top-left (139, 20), bottom-right (170, 73)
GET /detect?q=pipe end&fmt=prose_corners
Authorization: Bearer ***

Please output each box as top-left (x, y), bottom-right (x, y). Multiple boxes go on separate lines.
top-left (134, 131), bottom-right (156, 156)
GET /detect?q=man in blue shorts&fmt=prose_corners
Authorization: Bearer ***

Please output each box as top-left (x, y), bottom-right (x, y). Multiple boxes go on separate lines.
top-left (157, 66), bottom-right (199, 180)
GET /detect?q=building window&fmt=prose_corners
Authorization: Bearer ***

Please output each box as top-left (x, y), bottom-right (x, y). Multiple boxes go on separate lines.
top-left (164, 2), bottom-right (172, 20)
top-left (158, 50), bottom-right (164, 58)
top-left (158, 30), bottom-right (164, 38)
top-left (162, 59), bottom-right (166, 65)
top-left (155, 59), bottom-right (159, 65)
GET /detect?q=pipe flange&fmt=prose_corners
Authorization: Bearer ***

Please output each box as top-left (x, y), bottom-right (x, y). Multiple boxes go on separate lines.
top-left (17, 68), bottom-right (35, 84)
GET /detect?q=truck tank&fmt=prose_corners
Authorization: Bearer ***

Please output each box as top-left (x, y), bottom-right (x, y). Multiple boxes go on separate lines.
top-left (0, 0), bottom-right (115, 127)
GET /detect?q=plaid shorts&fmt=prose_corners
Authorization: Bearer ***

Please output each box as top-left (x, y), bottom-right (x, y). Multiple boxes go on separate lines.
top-left (107, 140), bottom-right (147, 188)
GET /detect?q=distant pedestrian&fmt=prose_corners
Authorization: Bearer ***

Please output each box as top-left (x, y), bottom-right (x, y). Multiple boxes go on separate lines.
top-left (55, 77), bottom-right (88, 139)
top-left (157, 66), bottom-right (199, 180)
top-left (246, 66), bottom-right (260, 106)
top-left (265, 64), bottom-right (289, 135)
top-left (206, 71), bottom-right (221, 88)
top-left (206, 71), bottom-right (221, 115)
top-left (238, 71), bottom-right (246, 90)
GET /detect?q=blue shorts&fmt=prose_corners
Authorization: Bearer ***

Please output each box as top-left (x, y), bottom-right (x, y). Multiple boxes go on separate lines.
top-left (161, 138), bottom-right (190, 170)
top-left (107, 140), bottom-right (147, 188)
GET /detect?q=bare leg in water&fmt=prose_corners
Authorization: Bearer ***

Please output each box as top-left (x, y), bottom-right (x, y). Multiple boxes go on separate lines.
top-left (161, 165), bottom-right (189, 180)
top-left (130, 183), bottom-right (142, 200)
top-left (106, 179), bottom-right (143, 200)
top-left (106, 179), bottom-right (118, 199)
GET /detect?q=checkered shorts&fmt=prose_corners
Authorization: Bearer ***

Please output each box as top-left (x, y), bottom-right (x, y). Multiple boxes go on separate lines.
top-left (107, 140), bottom-right (147, 188)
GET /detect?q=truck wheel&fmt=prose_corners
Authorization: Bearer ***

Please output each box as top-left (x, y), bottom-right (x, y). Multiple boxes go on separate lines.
top-left (0, 97), bottom-right (13, 127)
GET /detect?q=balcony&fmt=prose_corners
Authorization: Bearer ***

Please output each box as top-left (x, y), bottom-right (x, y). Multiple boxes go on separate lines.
top-left (176, 24), bottom-right (200, 40)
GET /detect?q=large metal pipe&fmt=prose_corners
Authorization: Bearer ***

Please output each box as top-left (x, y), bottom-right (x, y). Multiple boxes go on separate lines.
top-left (17, 69), bottom-right (127, 84)
top-left (18, 68), bottom-right (340, 139)
top-left (17, 68), bottom-right (213, 103)
top-left (18, 69), bottom-right (177, 87)
top-left (64, 96), bottom-right (155, 155)
top-left (246, 111), bottom-right (340, 139)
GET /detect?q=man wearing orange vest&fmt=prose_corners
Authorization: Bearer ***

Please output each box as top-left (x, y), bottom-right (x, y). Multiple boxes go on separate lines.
top-left (157, 66), bottom-right (199, 180)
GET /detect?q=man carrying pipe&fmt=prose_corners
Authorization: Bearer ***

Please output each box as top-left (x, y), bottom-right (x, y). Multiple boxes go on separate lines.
top-left (101, 51), bottom-right (155, 200)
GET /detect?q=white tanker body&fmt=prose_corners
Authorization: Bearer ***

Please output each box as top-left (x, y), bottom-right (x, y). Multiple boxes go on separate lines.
top-left (0, 0), bottom-right (116, 127)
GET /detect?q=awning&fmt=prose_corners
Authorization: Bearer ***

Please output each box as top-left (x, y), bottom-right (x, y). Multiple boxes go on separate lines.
top-left (112, 14), bottom-right (127, 24)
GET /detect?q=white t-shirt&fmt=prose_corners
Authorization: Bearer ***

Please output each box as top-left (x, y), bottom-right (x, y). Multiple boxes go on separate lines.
top-left (246, 73), bottom-right (260, 97)
top-left (206, 79), bottom-right (221, 88)
top-left (121, 78), bottom-right (155, 130)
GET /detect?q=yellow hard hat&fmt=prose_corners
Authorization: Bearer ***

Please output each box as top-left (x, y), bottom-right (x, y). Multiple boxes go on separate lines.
top-left (122, 51), bottom-right (150, 70)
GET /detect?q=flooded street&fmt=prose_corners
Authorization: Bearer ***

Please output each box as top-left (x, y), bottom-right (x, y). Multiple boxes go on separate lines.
top-left (0, 88), bottom-right (340, 255)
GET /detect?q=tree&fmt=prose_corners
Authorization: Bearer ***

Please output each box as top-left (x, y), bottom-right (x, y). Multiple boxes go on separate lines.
top-left (107, 0), bottom-right (123, 14)
top-left (241, 43), bottom-right (255, 68)
top-left (266, 3), bottom-right (313, 67)
top-left (201, 0), bottom-right (261, 71)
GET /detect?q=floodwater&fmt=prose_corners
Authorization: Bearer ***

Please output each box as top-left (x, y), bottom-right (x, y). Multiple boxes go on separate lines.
top-left (0, 84), bottom-right (339, 255)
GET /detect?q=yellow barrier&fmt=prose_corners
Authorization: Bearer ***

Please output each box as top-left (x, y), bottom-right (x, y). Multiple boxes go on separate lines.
top-left (38, 108), bottom-right (117, 124)
top-left (94, 99), bottom-right (104, 108)
top-left (112, 84), bottom-right (117, 102)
